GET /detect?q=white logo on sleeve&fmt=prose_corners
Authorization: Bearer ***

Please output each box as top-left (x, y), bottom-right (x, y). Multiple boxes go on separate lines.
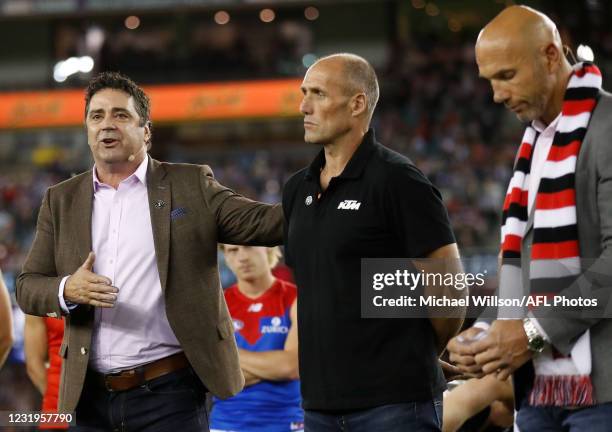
top-left (337, 200), bottom-right (361, 210)
top-left (232, 319), bottom-right (244, 331)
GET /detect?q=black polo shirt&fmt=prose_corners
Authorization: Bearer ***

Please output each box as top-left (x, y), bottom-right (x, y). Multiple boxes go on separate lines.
top-left (282, 129), bottom-right (455, 411)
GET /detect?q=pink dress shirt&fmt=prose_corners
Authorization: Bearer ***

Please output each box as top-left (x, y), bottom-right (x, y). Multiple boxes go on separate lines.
top-left (60, 156), bottom-right (182, 373)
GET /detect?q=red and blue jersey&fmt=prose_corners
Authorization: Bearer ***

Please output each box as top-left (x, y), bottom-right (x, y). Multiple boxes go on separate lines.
top-left (211, 279), bottom-right (303, 432)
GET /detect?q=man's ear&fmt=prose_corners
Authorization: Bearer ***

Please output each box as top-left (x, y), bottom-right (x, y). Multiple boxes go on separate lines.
top-left (351, 93), bottom-right (367, 117)
top-left (544, 43), bottom-right (561, 73)
top-left (144, 121), bottom-right (152, 149)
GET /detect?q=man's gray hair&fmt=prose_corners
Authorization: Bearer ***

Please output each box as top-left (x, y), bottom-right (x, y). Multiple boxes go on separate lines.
top-left (318, 53), bottom-right (380, 120)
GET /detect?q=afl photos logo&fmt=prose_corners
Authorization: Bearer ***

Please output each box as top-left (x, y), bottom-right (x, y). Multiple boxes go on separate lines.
top-left (305, 195), bottom-right (313, 206)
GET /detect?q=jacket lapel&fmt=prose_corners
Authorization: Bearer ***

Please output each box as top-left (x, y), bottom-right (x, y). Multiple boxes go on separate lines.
top-left (72, 172), bottom-right (94, 264)
top-left (147, 158), bottom-right (171, 292)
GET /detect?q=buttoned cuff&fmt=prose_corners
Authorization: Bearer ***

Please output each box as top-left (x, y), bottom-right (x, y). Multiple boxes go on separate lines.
top-left (58, 276), bottom-right (77, 314)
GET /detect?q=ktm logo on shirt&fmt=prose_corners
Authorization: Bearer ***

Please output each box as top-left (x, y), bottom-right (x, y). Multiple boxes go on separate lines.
top-left (337, 200), bottom-right (361, 210)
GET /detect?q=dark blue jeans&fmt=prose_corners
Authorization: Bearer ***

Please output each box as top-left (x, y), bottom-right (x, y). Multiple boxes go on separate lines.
top-left (304, 397), bottom-right (443, 432)
top-left (516, 399), bottom-right (612, 432)
top-left (71, 367), bottom-right (209, 431)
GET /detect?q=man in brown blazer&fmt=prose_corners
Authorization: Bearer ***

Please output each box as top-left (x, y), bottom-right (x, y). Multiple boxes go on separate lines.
top-left (16, 72), bottom-right (282, 431)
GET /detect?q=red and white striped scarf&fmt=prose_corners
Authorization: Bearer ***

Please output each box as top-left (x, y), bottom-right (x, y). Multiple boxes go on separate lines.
top-left (500, 62), bottom-right (602, 407)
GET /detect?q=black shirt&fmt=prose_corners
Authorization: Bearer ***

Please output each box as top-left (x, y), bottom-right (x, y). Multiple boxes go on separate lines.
top-left (282, 129), bottom-right (456, 410)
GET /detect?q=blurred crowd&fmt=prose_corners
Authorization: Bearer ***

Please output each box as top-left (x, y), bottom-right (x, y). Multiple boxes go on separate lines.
top-left (0, 37), bottom-right (519, 292)
top-left (98, 19), bottom-right (311, 84)
top-left (44, 11), bottom-right (313, 91)
top-left (0, 169), bottom-right (69, 282)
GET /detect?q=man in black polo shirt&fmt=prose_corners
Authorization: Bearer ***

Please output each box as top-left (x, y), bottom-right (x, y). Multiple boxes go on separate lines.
top-left (282, 53), bottom-right (462, 431)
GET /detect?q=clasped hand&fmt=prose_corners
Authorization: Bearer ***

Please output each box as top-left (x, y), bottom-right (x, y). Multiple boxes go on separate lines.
top-left (447, 320), bottom-right (533, 380)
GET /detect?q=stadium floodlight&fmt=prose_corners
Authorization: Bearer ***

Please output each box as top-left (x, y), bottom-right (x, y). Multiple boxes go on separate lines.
top-left (79, 56), bottom-right (95, 73)
top-left (53, 56), bottom-right (95, 83)
top-left (125, 15), bottom-right (141, 30)
top-left (304, 6), bottom-right (319, 21)
top-left (215, 10), bottom-right (230, 25)
top-left (259, 8), bottom-right (275, 23)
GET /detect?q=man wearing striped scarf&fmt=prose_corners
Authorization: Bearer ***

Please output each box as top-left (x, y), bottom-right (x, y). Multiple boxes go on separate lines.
top-left (448, 5), bottom-right (612, 431)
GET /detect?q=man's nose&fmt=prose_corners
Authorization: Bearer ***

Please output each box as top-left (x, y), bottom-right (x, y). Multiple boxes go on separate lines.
top-left (300, 97), bottom-right (312, 115)
top-left (100, 116), bottom-right (117, 129)
top-left (492, 83), bottom-right (510, 104)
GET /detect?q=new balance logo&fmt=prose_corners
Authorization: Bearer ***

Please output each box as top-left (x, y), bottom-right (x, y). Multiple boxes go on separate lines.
top-left (247, 303), bottom-right (263, 312)
top-left (337, 200), bottom-right (361, 210)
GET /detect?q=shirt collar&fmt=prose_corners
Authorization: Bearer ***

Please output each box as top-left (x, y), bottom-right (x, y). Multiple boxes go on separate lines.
top-left (532, 113), bottom-right (561, 134)
top-left (304, 128), bottom-right (377, 182)
top-left (93, 154), bottom-right (149, 190)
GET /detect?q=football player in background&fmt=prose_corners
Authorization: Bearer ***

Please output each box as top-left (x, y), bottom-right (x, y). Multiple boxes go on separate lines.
top-left (211, 245), bottom-right (302, 432)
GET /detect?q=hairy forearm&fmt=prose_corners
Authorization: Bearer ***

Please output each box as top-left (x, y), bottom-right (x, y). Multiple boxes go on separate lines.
top-left (26, 360), bottom-right (47, 395)
top-left (238, 349), bottom-right (299, 381)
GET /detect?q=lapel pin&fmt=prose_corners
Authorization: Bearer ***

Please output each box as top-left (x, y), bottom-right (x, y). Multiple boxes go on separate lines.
top-left (155, 200), bottom-right (166, 209)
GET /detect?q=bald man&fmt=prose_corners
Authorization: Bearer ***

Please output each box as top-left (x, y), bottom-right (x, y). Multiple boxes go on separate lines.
top-left (447, 5), bottom-right (612, 430)
top-left (283, 53), bottom-right (463, 431)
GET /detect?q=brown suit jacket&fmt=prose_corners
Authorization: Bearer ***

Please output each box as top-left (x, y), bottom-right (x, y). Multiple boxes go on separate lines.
top-left (16, 157), bottom-right (283, 412)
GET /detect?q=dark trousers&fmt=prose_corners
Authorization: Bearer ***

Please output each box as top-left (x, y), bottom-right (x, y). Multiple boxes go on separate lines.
top-left (71, 367), bottom-right (209, 432)
top-left (304, 397), bottom-right (443, 432)
top-left (516, 398), bottom-right (612, 432)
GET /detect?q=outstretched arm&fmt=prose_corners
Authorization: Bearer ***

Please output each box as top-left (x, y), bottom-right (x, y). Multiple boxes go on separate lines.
top-left (200, 166), bottom-right (283, 247)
